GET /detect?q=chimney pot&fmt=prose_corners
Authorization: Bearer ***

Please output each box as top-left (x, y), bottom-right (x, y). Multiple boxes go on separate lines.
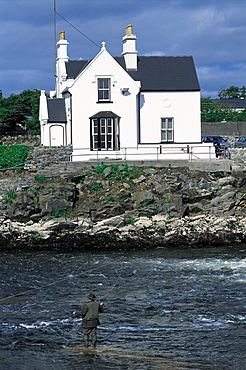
top-left (59, 31), bottom-right (65, 40)
top-left (125, 25), bottom-right (133, 35)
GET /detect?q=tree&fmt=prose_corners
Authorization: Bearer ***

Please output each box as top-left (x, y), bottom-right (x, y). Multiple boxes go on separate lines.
top-left (218, 86), bottom-right (246, 99)
top-left (0, 89), bottom-right (41, 134)
top-left (201, 97), bottom-right (238, 122)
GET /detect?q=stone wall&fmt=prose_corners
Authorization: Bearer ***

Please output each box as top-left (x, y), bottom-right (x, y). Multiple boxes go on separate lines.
top-left (0, 134), bottom-right (40, 146)
top-left (201, 122), bottom-right (246, 141)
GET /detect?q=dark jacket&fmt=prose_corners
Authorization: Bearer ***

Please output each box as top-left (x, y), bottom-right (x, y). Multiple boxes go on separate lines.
top-left (76, 301), bottom-right (104, 328)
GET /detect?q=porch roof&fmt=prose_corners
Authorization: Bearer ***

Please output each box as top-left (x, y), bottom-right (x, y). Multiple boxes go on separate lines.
top-left (90, 111), bottom-right (120, 119)
top-left (47, 98), bottom-right (67, 123)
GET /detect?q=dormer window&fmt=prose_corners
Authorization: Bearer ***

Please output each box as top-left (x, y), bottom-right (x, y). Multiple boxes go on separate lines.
top-left (98, 78), bottom-right (111, 102)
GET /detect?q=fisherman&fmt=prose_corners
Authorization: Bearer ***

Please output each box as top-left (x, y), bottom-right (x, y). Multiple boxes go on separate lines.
top-left (72, 292), bottom-right (104, 348)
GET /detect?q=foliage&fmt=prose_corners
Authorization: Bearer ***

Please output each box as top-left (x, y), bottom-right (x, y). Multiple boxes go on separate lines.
top-left (218, 86), bottom-right (246, 99)
top-left (104, 195), bottom-right (114, 203)
top-left (89, 182), bottom-right (103, 191)
top-left (213, 171), bottom-right (230, 179)
top-left (4, 189), bottom-right (19, 203)
top-left (201, 97), bottom-right (245, 122)
top-left (28, 234), bottom-right (44, 239)
top-left (51, 210), bottom-right (69, 217)
top-left (0, 89), bottom-right (41, 134)
top-left (0, 145), bottom-right (31, 170)
top-left (34, 176), bottom-right (47, 183)
top-left (123, 218), bottom-right (135, 225)
top-left (93, 164), bottom-right (142, 181)
top-left (201, 97), bottom-right (235, 122)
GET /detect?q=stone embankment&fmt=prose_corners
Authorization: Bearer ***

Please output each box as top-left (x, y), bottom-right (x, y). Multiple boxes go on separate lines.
top-left (0, 146), bottom-right (246, 250)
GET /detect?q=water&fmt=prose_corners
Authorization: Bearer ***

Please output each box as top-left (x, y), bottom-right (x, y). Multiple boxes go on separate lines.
top-left (1, 246), bottom-right (246, 369)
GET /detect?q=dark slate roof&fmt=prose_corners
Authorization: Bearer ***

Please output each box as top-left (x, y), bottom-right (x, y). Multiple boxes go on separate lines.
top-left (212, 99), bottom-right (246, 109)
top-left (65, 60), bottom-right (89, 79)
top-left (115, 56), bottom-right (200, 91)
top-left (65, 56), bottom-right (200, 91)
top-left (47, 98), bottom-right (67, 123)
top-left (90, 111), bottom-right (120, 119)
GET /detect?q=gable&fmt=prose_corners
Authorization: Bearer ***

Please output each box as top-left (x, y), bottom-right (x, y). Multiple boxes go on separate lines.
top-left (47, 99), bottom-right (67, 123)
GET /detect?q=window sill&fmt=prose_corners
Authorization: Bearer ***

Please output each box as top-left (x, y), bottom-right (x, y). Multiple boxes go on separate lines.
top-left (97, 101), bottom-right (113, 104)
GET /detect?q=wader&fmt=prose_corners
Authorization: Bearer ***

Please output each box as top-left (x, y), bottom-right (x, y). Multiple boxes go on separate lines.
top-left (84, 327), bottom-right (97, 347)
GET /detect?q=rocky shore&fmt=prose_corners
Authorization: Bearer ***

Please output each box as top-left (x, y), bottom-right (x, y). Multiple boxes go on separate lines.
top-left (0, 150), bottom-right (246, 250)
top-left (1, 213), bottom-right (245, 251)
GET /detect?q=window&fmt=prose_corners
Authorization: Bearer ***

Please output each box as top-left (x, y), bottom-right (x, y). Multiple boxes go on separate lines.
top-left (161, 117), bottom-right (174, 142)
top-left (98, 78), bottom-right (110, 101)
top-left (90, 113), bottom-right (120, 150)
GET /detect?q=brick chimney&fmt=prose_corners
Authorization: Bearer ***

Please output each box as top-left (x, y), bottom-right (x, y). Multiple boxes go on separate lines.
top-left (122, 25), bottom-right (138, 70)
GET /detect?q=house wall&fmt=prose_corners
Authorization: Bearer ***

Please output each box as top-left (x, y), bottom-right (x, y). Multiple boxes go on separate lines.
top-left (139, 91), bottom-right (201, 144)
top-left (69, 49), bottom-right (141, 150)
top-left (41, 123), bottom-right (67, 147)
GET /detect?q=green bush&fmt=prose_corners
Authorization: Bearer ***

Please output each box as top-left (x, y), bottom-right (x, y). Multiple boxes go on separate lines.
top-left (0, 145), bottom-right (31, 170)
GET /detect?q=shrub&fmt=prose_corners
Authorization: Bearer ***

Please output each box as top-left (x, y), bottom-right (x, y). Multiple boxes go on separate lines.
top-left (0, 145), bottom-right (31, 170)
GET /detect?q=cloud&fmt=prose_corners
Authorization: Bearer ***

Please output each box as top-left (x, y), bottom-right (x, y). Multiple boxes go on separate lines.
top-left (0, 0), bottom-right (246, 97)
top-left (198, 63), bottom-right (246, 97)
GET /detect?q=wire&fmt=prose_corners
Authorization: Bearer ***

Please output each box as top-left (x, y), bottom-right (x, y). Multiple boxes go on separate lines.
top-left (55, 11), bottom-right (101, 49)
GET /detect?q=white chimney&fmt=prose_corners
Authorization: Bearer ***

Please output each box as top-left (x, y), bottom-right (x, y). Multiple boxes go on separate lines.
top-left (122, 25), bottom-right (138, 70)
top-left (56, 31), bottom-right (69, 97)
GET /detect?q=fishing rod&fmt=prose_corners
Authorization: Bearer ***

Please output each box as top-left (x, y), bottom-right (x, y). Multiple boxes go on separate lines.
top-left (0, 261), bottom-right (119, 304)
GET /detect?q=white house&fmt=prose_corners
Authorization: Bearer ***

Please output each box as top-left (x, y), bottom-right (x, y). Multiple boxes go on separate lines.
top-left (39, 25), bottom-right (214, 160)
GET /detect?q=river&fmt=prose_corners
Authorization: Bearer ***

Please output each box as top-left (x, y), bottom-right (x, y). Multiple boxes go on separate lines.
top-left (1, 246), bottom-right (246, 369)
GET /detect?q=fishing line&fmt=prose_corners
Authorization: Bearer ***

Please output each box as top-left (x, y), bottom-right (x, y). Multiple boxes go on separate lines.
top-left (99, 272), bottom-right (122, 301)
top-left (0, 261), bottom-right (119, 304)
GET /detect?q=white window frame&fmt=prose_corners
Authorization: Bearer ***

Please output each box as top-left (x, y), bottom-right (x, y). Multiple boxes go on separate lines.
top-left (91, 117), bottom-right (120, 150)
top-left (161, 117), bottom-right (174, 142)
top-left (98, 77), bottom-right (111, 102)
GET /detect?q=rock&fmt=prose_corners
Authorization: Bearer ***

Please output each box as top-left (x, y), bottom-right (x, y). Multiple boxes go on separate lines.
top-left (132, 190), bottom-right (154, 207)
top-left (0, 158), bottom-right (246, 249)
top-left (133, 175), bottom-right (146, 183)
top-left (104, 167), bottom-right (112, 177)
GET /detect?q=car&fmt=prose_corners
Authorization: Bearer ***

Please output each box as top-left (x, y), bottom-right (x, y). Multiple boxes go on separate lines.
top-left (234, 136), bottom-right (246, 148)
top-left (201, 135), bottom-right (230, 149)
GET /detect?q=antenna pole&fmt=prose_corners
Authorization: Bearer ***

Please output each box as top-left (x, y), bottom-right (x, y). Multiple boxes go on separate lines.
top-left (54, 0), bottom-right (57, 74)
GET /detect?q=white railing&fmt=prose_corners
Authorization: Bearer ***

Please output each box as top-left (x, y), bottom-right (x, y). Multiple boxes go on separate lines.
top-left (70, 144), bottom-right (222, 162)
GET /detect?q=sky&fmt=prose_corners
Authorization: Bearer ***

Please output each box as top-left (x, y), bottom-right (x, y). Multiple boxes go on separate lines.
top-left (0, 0), bottom-right (245, 98)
